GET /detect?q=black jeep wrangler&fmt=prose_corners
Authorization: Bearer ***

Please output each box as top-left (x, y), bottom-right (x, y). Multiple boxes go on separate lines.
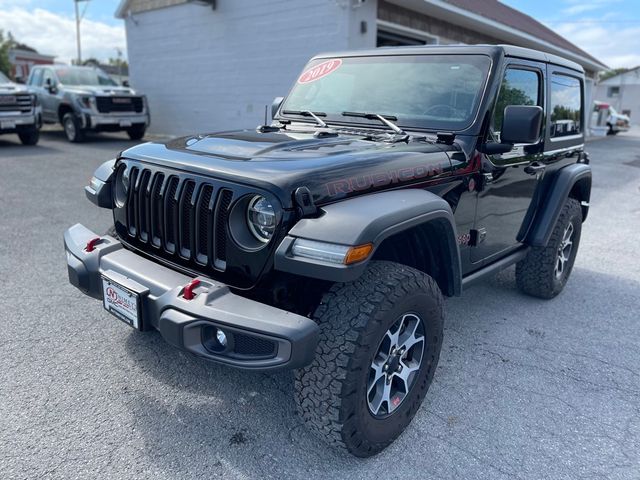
top-left (65, 45), bottom-right (591, 457)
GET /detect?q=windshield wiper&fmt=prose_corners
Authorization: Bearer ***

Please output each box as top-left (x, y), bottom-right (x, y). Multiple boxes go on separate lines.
top-left (282, 110), bottom-right (329, 128)
top-left (341, 111), bottom-right (407, 136)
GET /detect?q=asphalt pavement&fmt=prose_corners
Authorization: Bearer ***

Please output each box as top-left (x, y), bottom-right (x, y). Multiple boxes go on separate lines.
top-left (1, 127), bottom-right (639, 480)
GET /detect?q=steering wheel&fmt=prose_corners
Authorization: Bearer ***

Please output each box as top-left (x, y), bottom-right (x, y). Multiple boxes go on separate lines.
top-left (423, 104), bottom-right (460, 117)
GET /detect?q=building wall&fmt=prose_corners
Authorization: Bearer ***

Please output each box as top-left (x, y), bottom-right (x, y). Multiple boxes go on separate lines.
top-left (594, 83), bottom-right (640, 122)
top-left (125, 0), bottom-right (377, 135)
top-left (8, 49), bottom-right (55, 82)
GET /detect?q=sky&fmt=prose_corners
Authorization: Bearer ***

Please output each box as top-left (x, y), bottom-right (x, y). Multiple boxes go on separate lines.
top-left (0, 0), bottom-right (639, 69)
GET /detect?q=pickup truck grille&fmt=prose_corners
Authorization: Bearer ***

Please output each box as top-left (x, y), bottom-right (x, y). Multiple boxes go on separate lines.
top-left (96, 96), bottom-right (144, 114)
top-left (0, 93), bottom-right (32, 114)
top-left (124, 166), bottom-right (235, 270)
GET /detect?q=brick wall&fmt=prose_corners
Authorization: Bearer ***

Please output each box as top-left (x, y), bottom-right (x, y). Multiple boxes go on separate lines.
top-left (377, 0), bottom-right (502, 45)
top-left (124, 0), bottom-right (189, 15)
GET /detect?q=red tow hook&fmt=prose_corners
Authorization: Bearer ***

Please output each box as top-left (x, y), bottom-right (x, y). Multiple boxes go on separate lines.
top-left (182, 279), bottom-right (201, 300)
top-left (85, 236), bottom-right (101, 252)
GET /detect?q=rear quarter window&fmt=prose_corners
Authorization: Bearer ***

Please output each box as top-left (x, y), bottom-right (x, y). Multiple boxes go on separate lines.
top-left (550, 74), bottom-right (583, 138)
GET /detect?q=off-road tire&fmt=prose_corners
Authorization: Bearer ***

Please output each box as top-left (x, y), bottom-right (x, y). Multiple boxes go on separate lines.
top-left (295, 261), bottom-right (444, 457)
top-left (127, 125), bottom-right (146, 140)
top-left (18, 126), bottom-right (39, 145)
top-left (516, 198), bottom-right (582, 299)
top-left (63, 113), bottom-right (85, 143)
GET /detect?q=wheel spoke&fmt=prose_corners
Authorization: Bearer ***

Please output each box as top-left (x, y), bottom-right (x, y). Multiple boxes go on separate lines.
top-left (368, 362), bottom-right (385, 396)
top-left (369, 378), bottom-right (392, 416)
top-left (397, 361), bottom-right (420, 387)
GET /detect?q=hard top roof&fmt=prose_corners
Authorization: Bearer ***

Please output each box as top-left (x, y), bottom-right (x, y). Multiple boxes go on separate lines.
top-left (314, 44), bottom-right (584, 74)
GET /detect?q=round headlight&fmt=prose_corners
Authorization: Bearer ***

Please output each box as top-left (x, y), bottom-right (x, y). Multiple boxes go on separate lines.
top-left (247, 195), bottom-right (276, 243)
top-left (114, 164), bottom-right (130, 207)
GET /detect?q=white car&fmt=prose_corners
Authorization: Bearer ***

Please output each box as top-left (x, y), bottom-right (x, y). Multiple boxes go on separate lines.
top-left (594, 101), bottom-right (630, 135)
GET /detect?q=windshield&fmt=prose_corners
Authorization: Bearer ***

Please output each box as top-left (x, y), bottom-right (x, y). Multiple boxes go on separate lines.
top-left (281, 54), bottom-right (491, 131)
top-left (0, 71), bottom-right (10, 83)
top-left (54, 67), bottom-right (117, 86)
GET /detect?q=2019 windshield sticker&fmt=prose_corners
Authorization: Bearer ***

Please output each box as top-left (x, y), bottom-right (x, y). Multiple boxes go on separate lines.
top-left (298, 59), bottom-right (342, 84)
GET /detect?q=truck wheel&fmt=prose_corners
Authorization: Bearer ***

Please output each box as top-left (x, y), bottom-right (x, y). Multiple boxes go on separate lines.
top-left (127, 125), bottom-right (146, 140)
top-left (63, 113), bottom-right (85, 143)
top-left (295, 261), bottom-right (444, 457)
top-left (516, 198), bottom-right (582, 299)
top-left (18, 127), bottom-right (39, 146)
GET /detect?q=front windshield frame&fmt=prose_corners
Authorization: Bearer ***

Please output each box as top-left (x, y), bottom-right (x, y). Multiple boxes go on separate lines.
top-left (0, 71), bottom-right (11, 83)
top-left (279, 53), bottom-right (493, 133)
top-left (54, 67), bottom-right (118, 87)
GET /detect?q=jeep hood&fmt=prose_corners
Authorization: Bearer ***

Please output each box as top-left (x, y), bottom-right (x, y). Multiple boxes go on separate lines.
top-left (120, 129), bottom-right (458, 208)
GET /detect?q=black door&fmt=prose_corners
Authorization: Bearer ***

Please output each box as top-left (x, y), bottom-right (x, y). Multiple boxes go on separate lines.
top-left (471, 62), bottom-right (546, 264)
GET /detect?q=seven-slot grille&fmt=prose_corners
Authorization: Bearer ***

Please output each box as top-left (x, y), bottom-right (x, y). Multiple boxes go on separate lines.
top-left (96, 96), bottom-right (144, 114)
top-left (125, 166), bottom-right (234, 271)
top-left (0, 93), bottom-right (32, 114)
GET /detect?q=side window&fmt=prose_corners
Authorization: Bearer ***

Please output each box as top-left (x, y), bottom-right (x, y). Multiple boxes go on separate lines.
top-left (42, 69), bottom-right (55, 87)
top-left (29, 68), bottom-right (43, 86)
top-left (550, 74), bottom-right (582, 138)
top-left (491, 68), bottom-right (540, 141)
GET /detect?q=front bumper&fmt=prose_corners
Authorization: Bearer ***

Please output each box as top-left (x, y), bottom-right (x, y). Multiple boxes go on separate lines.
top-left (64, 223), bottom-right (318, 371)
top-left (81, 112), bottom-right (149, 130)
top-left (0, 113), bottom-right (37, 132)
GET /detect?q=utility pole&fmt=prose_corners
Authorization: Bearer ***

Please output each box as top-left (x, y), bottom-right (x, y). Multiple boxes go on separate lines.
top-left (74, 0), bottom-right (90, 65)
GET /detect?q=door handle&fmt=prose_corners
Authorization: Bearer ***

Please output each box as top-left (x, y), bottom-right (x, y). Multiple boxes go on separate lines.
top-left (524, 162), bottom-right (546, 175)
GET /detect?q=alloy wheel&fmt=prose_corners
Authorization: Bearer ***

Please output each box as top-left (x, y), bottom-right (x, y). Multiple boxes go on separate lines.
top-left (555, 222), bottom-right (574, 279)
top-left (367, 313), bottom-right (425, 417)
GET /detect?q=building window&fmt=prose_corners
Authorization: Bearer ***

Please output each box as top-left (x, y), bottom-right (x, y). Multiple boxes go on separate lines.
top-left (492, 68), bottom-right (541, 140)
top-left (376, 22), bottom-right (438, 47)
top-left (607, 86), bottom-right (620, 98)
top-left (550, 74), bottom-right (583, 138)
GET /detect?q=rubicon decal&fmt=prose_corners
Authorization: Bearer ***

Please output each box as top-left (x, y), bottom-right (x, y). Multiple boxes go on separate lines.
top-left (325, 163), bottom-right (445, 197)
top-left (298, 59), bottom-right (342, 84)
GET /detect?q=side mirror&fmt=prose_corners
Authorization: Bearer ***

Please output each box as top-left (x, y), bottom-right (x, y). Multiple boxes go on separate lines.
top-left (122, 80), bottom-right (130, 87)
top-left (45, 78), bottom-right (57, 94)
top-left (271, 96), bottom-right (284, 119)
top-left (500, 105), bottom-right (543, 144)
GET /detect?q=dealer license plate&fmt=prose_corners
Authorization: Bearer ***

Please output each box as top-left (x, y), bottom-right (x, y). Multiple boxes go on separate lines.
top-left (102, 276), bottom-right (141, 329)
top-left (119, 120), bottom-right (132, 127)
top-left (1, 121), bottom-right (16, 129)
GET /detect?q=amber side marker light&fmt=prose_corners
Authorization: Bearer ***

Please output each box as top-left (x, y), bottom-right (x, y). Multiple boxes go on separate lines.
top-left (344, 243), bottom-right (374, 265)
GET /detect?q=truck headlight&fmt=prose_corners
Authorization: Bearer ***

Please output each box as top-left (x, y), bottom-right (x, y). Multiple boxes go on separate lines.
top-left (247, 195), bottom-right (276, 243)
top-left (76, 95), bottom-right (95, 110)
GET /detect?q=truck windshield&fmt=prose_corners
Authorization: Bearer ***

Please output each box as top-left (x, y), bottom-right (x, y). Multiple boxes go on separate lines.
top-left (54, 68), bottom-right (118, 86)
top-left (0, 71), bottom-right (10, 83)
top-left (281, 54), bottom-right (491, 131)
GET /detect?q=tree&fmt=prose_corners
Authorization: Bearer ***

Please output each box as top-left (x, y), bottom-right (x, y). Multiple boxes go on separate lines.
top-left (599, 68), bottom-right (635, 82)
top-left (108, 57), bottom-right (128, 70)
top-left (0, 30), bottom-right (13, 78)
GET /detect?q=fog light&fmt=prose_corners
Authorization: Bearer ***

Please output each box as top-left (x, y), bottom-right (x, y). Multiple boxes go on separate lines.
top-left (216, 329), bottom-right (228, 348)
top-left (202, 325), bottom-right (232, 354)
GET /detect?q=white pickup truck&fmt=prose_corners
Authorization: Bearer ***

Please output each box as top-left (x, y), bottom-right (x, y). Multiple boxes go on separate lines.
top-left (0, 71), bottom-right (41, 145)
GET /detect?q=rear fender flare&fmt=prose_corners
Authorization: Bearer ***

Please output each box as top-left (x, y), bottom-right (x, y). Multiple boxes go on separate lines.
top-left (526, 163), bottom-right (592, 247)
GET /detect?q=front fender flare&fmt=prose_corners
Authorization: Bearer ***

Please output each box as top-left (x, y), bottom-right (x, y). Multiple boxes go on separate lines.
top-left (275, 189), bottom-right (461, 293)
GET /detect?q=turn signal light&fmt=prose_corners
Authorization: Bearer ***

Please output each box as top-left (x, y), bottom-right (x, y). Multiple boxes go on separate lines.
top-left (345, 243), bottom-right (373, 265)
